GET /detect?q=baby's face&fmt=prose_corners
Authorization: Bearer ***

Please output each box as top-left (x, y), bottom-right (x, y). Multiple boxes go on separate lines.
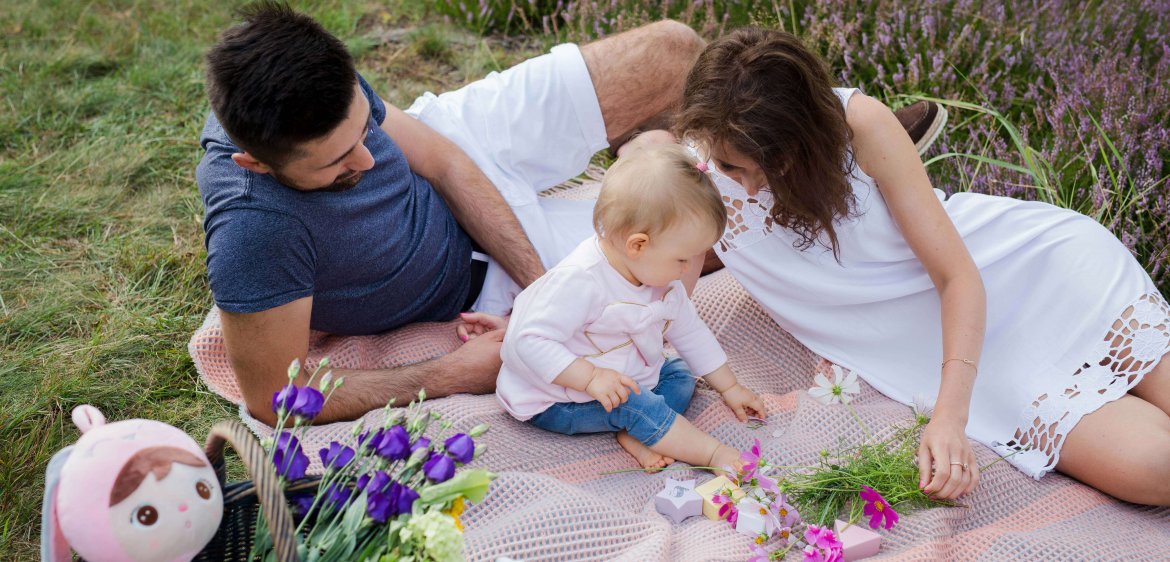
top-left (626, 222), bottom-right (716, 287)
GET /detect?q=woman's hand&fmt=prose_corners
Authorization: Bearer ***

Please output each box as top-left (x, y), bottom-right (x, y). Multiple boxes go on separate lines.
top-left (456, 312), bottom-right (509, 342)
top-left (917, 416), bottom-right (979, 500)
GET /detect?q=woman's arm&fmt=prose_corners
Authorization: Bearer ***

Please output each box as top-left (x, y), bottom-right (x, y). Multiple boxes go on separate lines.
top-left (847, 93), bottom-right (986, 500)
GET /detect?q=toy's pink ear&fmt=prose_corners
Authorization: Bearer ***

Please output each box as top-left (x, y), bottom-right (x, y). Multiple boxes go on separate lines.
top-left (71, 405), bottom-right (105, 434)
top-left (41, 447), bottom-right (74, 562)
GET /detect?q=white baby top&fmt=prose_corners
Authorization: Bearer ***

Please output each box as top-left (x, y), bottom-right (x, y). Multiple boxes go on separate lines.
top-left (496, 235), bottom-right (729, 420)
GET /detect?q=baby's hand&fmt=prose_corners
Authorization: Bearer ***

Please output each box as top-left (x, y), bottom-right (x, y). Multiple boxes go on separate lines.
top-left (457, 312), bottom-right (509, 342)
top-left (721, 383), bottom-right (766, 422)
top-left (585, 368), bottom-right (641, 412)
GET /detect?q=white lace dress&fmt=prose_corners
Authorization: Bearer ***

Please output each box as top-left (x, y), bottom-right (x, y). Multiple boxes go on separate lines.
top-left (707, 87), bottom-right (1170, 479)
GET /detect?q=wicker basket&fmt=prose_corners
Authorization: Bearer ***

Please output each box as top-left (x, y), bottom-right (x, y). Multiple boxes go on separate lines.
top-left (193, 420), bottom-right (312, 562)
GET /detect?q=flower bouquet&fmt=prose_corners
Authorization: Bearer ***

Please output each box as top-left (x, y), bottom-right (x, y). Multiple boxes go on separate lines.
top-left (249, 358), bottom-right (496, 562)
top-left (714, 366), bottom-right (958, 561)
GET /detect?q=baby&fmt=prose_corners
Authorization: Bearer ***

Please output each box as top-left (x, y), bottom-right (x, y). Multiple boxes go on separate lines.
top-left (487, 143), bottom-right (766, 471)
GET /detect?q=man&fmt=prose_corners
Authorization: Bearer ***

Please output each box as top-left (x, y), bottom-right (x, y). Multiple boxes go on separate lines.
top-left (196, 2), bottom-right (945, 426)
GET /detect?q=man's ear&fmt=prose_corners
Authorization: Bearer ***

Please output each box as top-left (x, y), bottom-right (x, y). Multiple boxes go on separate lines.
top-left (624, 233), bottom-right (650, 257)
top-left (231, 152), bottom-right (273, 175)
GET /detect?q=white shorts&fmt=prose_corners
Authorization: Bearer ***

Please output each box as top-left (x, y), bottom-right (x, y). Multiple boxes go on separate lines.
top-left (405, 44), bottom-right (607, 315)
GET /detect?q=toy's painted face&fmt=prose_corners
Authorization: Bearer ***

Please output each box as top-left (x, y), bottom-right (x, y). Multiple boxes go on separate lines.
top-left (108, 463), bottom-right (223, 561)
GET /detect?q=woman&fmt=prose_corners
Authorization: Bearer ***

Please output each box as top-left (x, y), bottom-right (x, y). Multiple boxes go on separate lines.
top-left (666, 28), bottom-right (1170, 504)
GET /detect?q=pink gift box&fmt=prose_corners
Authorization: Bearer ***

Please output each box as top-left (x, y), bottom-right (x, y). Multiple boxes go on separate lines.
top-left (834, 519), bottom-right (882, 561)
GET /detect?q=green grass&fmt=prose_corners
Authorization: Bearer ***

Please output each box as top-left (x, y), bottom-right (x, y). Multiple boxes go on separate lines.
top-left (0, 1), bottom-right (544, 558)
top-left (2, 1), bottom-right (1166, 560)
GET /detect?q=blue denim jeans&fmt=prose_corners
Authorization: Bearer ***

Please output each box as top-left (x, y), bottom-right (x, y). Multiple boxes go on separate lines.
top-left (529, 357), bottom-right (696, 446)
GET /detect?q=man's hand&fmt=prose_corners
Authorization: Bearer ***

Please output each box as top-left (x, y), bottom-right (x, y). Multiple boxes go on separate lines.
top-left (584, 367), bottom-right (641, 412)
top-left (382, 105), bottom-right (545, 287)
top-left (720, 383), bottom-right (767, 422)
top-left (441, 328), bottom-right (504, 395)
top-left (456, 312), bottom-right (509, 342)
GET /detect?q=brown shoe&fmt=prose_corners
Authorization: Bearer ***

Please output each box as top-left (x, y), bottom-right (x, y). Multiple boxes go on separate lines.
top-left (893, 101), bottom-right (948, 155)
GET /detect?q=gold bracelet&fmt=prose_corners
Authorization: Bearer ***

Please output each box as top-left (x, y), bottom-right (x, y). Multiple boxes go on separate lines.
top-left (941, 358), bottom-right (978, 373)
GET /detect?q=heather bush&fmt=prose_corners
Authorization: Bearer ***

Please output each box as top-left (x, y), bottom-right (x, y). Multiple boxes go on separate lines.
top-left (432, 0), bottom-right (1170, 296)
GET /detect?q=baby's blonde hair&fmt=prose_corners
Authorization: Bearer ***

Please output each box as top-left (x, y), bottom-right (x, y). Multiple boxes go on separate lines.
top-left (593, 143), bottom-right (725, 244)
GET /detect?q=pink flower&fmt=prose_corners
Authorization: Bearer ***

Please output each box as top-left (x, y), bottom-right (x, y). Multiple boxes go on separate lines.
top-left (770, 495), bottom-right (800, 528)
top-left (860, 485), bottom-right (900, 530)
top-left (802, 546), bottom-right (825, 562)
top-left (747, 543), bottom-right (770, 562)
top-left (740, 438), bottom-right (762, 473)
top-left (804, 524), bottom-right (840, 550)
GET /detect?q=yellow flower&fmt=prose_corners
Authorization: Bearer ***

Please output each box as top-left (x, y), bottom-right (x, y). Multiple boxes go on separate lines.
top-left (444, 497), bottom-right (466, 532)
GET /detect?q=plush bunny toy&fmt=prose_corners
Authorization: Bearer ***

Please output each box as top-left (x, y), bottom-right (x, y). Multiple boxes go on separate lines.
top-left (41, 405), bottom-right (223, 562)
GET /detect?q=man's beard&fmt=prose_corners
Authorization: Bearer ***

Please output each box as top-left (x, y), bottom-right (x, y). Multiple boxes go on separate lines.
top-left (273, 170), bottom-right (364, 193)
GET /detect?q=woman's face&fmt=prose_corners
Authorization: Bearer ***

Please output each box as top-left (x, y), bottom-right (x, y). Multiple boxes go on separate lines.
top-left (709, 143), bottom-right (769, 196)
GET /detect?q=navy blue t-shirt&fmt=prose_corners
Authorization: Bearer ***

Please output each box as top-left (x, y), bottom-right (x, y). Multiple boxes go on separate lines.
top-left (196, 76), bottom-right (473, 335)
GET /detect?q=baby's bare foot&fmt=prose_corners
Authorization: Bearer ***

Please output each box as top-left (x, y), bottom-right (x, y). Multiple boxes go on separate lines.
top-left (709, 445), bottom-right (745, 477)
top-left (616, 431), bottom-right (674, 470)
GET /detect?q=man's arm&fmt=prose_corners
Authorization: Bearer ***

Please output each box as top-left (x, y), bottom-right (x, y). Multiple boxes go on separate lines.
top-left (380, 105), bottom-right (546, 288)
top-left (220, 297), bottom-right (501, 426)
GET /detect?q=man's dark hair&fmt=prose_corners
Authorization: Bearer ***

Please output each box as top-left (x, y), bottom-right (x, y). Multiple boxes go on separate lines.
top-left (205, 1), bottom-right (357, 167)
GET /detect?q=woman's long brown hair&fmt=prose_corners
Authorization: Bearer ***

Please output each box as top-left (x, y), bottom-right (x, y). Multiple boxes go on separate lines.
top-left (677, 27), bottom-right (855, 257)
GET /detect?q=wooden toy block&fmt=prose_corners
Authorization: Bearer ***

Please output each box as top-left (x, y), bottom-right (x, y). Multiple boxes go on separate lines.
top-left (694, 476), bottom-right (745, 520)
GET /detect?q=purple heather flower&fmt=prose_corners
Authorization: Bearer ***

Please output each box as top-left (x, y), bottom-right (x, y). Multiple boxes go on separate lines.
top-left (375, 425), bottom-right (411, 461)
top-left (444, 433), bottom-right (475, 464)
top-left (272, 384), bottom-right (297, 415)
top-left (288, 385), bottom-right (324, 420)
top-left (423, 451), bottom-right (456, 483)
top-left (318, 442), bottom-right (355, 472)
top-left (272, 432), bottom-right (309, 481)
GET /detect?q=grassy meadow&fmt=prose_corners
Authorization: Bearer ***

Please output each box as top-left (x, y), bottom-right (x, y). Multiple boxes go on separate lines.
top-left (1, 0), bottom-right (1166, 559)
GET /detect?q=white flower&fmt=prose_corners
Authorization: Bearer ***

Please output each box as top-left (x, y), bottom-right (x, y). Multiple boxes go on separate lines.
top-left (399, 510), bottom-right (464, 562)
top-left (912, 394), bottom-right (936, 419)
top-left (808, 365), bottom-right (860, 405)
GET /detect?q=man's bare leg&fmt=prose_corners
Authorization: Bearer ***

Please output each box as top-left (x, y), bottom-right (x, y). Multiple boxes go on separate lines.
top-left (580, 20), bottom-right (705, 147)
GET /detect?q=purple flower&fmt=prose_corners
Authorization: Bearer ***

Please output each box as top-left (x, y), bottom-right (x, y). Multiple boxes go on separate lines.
top-left (394, 483), bottom-right (419, 515)
top-left (272, 384), bottom-right (298, 415)
top-left (444, 433), bottom-right (475, 464)
top-left (323, 482), bottom-right (351, 511)
top-left (272, 432), bottom-right (309, 481)
top-left (318, 442), bottom-right (355, 472)
top-left (423, 452), bottom-right (456, 483)
top-left (367, 489), bottom-right (395, 523)
top-left (411, 436), bottom-right (431, 454)
top-left (288, 386), bottom-right (324, 420)
top-left (374, 426), bottom-right (410, 461)
top-left (365, 470), bottom-right (392, 494)
top-left (292, 492), bottom-right (314, 519)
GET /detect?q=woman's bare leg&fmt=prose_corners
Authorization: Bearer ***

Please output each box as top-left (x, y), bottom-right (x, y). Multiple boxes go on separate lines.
top-left (1130, 352), bottom-right (1170, 413)
top-left (1055, 392), bottom-right (1170, 506)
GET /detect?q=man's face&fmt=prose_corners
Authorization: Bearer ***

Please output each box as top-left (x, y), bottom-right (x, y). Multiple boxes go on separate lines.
top-left (268, 82), bottom-right (376, 192)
